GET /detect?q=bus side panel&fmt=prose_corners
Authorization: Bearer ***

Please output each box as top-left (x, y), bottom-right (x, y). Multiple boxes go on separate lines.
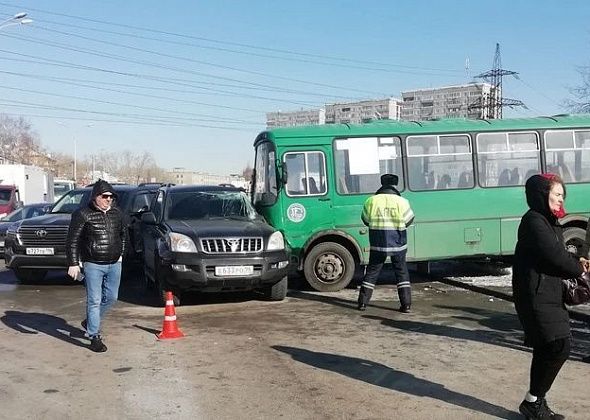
top-left (500, 217), bottom-right (520, 255)
top-left (411, 220), bottom-right (501, 260)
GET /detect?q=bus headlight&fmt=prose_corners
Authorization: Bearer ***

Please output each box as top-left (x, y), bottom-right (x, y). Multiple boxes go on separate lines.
top-left (267, 231), bottom-right (285, 251)
top-left (168, 232), bottom-right (197, 253)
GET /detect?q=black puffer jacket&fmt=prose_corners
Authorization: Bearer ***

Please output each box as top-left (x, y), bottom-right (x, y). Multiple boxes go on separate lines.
top-left (512, 175), bottom-right (582, 346)
top-left (66, 180), bottom-right (127, 265)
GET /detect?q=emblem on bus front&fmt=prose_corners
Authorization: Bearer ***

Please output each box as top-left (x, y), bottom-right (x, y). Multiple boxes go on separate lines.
top-left (287, 203), bottom-right (306, 223)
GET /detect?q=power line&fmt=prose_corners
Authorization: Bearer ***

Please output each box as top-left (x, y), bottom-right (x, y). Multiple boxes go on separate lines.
top-left (0, 100), bottom-right (258, 130)
top-left (0, 1), bottom-right (465, 74)
top-left (0, 77), bottom-right (264, 125)
top-left (0, 51), bottom-right (324, 109)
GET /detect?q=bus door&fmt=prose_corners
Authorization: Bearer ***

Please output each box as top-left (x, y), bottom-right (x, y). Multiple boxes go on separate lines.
top-left (281, 149), bottom-right (332, 247)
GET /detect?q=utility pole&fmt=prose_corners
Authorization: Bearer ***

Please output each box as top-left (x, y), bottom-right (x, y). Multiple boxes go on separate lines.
top-left (469, 43), bottom-right (525, 118)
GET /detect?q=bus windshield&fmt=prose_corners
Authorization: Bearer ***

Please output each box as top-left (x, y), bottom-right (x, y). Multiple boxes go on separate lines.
top-left (253, 141), bottom-right (278, 206)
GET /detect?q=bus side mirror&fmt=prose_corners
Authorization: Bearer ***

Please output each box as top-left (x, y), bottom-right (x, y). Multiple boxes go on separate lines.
top-left (278, 161), bottom-right (288, 185)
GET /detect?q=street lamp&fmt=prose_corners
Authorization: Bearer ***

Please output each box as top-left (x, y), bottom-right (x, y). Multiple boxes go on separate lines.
top-left (0, 12), bottom-right (33, 30)
top-left (56, 122), bottom-right (94, 185)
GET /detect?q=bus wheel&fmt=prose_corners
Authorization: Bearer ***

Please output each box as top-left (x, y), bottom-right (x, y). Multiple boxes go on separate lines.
top-left (563, 227), bottom-right (586, 257)
top-left (303, 242), bottom-right (355, 292)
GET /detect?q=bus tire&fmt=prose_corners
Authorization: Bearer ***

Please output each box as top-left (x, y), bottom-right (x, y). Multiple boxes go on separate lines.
top-left (303, 242), bottom-right (355, 292)
top-left (563, 226), bottom-right (587, 257)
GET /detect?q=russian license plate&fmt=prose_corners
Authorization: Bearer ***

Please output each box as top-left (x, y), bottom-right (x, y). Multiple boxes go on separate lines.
top-left (215, 265), bottom-right (253, 276)
top-left (26, 247), bottom-right (54, 255)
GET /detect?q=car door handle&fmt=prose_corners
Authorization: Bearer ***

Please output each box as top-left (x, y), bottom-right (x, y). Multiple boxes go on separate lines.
top-left (318, 198), bottom-right (331, 202)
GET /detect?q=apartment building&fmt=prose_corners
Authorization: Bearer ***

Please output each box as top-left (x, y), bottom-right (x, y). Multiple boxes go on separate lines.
top-left (401, 83), bottom-right (498, 120)
top-left (325, 98), bottom-right (402, 124)
top-left (266, 109), bottom-right (326, 129)
top-left (168, 168), bottom-right (249, 190)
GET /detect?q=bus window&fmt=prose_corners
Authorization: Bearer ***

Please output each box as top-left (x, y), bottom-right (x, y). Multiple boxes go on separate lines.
top-left (284, 151), bottom-right (326, 197)
top-left (545, 130), bottom-right (590, 183)
top-left (407, 134), bottom-right (473, 191)
top-left (253, 142), bottom-right (278, 205)
top-left (334, 136), bottom-right (403, 194)
top-left (477, 131), bottom-right (539, 187)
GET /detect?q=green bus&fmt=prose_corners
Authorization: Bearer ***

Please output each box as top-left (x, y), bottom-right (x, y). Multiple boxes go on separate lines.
top-left (252, 114), bottom-right (590, 292)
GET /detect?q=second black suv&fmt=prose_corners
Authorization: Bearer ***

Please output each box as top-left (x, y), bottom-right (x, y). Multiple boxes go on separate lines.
top-left (141, 184), bottom-right (289, 305)
top-left (4, 183), bottom-right (159, 283)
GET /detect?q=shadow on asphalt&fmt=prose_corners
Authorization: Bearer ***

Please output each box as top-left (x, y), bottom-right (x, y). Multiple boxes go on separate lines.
top-left (0, 310), bottom-right (88, 349)
top-left (273, 345), bottom-right (521, 419)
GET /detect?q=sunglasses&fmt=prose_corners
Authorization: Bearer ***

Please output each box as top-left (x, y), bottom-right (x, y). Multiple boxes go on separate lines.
top-left (100, 194), bottom-right (114, 199)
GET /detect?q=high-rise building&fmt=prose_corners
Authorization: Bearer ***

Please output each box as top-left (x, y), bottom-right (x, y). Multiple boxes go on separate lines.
top-left (401, 83), bottom-right (498, 120)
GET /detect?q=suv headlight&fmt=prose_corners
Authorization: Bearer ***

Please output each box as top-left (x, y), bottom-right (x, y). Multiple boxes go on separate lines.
top-left (167, 232), bottom-right (197, 253)
top-left (267, 231), bottom-right (285, 251)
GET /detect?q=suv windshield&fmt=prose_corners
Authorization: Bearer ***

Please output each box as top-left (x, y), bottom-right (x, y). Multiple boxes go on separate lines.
top-left (51, 190), bottom-right (90, 214)
top-left (165, 191), bottom-right (257, 220)
top-left (50, 188), bottom-right (131, 214)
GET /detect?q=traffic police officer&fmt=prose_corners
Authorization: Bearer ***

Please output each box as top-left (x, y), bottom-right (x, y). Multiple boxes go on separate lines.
top-left (357, 173), bottom-right (415, 312)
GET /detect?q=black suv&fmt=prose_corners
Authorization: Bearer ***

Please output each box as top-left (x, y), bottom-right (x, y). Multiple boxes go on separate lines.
top-left (141, 184), bottom-right (289, 305)
top-left (4, 183), bottom-right (159, 283)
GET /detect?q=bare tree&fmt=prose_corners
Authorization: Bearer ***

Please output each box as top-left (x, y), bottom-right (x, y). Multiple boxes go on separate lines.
top-left (0, 114), bottom-right (41, 164)
top-left (566, 65), bottom-right (590, 113)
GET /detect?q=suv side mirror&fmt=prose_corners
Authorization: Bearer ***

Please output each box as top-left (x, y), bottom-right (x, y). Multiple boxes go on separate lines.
top-left (141, 212), bottom-right (157, 225)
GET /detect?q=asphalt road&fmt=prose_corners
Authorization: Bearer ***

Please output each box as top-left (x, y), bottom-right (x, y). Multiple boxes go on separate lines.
top-left (0, 266), bottom-right (589, 420)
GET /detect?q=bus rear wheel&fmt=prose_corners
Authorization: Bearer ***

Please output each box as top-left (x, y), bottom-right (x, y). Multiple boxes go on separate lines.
top-left (563, 227), bottom-right (587, 257)
top-left (303, 242), bottom-right (355, 292)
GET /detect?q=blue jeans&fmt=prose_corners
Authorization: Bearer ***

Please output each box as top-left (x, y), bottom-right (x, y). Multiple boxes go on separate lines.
top-left (83, 261), bottom-right (122, 338)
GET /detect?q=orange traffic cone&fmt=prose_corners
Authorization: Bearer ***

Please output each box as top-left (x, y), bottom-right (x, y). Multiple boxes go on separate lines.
top-left (158, 291), bottom-right (185, 340)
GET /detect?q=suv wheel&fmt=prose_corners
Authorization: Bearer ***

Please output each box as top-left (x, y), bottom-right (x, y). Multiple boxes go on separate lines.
top-left (13, 269), bottom-right (48, 284)
top-left (263, 276), bottom-right (288, 301)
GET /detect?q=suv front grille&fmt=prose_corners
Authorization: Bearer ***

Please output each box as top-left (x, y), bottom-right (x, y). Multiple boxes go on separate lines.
top-left (201, 237), bottom-right (262, 254)
top-left (17, 225), bottom-right (69, 247)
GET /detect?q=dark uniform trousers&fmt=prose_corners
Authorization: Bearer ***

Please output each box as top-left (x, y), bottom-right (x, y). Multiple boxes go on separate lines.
top-left (358, 250), bottom-right (411, 307)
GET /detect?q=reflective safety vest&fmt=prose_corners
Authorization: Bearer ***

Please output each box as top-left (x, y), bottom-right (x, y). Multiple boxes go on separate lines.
top-left (361, 193), bottom-right (414, 254)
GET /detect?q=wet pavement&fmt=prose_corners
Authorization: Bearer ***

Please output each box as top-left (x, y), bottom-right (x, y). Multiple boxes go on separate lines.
top-left (0, 265), bottom-right (589, 419)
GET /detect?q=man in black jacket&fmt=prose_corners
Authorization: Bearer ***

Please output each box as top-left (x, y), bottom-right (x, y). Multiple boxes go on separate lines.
top-left (66, 179), bottom-right (127, 353)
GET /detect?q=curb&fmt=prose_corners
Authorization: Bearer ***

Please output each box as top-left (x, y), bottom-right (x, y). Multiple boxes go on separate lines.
top-left (436, 276), bottom-right (590, 325)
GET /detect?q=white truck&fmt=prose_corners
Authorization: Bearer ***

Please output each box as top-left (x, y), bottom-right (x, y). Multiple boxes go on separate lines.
top-left (53, 179), bottom-right (76, 202)
top-left (0, 165), bottom-right (54, 215)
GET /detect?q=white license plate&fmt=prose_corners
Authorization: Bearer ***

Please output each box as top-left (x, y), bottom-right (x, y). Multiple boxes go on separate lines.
top-left (26, 247), bottom-right (54, 255)
top-left (0, 240), bottom-right (4, 247)
top-left (215, 265), bottom-right (253, 276)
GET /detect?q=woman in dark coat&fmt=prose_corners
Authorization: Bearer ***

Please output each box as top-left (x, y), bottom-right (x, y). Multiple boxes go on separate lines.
top-left (512, 173), bottom-right (587, 419)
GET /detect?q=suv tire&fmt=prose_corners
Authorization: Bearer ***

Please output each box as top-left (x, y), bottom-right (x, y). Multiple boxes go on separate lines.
top-left (264, 276), bottom-right (288, 301)
top-left (13, 268), bottom-right (48, 284)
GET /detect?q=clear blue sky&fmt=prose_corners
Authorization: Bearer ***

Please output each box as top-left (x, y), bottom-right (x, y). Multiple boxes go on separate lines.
top-left (0, 0), bottom-right (589, 175)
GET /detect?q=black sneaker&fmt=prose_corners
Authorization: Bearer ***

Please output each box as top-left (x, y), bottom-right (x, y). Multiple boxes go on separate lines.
top-left (519, 399), bottom-right (552, 419)
top-left (89, 336), bottom-right (107, 353)
top-left (540, 398), bottom-right (564, 420)
top-left (357, 303), bottom-right (367, 311)
top-left (400, 306), bottom-right (411, 314)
